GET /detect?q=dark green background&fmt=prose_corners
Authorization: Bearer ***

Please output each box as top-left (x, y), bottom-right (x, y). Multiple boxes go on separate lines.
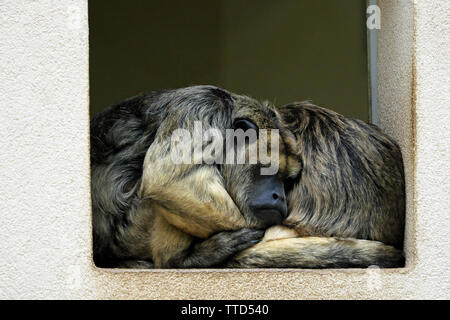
top-left (89, 0), bottom-right (369, 121)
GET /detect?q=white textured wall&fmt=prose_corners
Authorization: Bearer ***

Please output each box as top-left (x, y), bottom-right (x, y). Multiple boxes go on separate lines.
top-left (412, 0), bottom-right (450, 289)
top-left (0, 0), bottom-right (92, 299)
top-left (0, 0), bottom-right (449, 299)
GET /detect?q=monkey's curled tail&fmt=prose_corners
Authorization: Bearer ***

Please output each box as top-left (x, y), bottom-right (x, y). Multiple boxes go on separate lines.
top-left (227, 236), bottom-right (404, 268)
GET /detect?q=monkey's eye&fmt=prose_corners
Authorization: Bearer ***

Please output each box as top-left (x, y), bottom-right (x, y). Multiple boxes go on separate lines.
top-left (233, 119), bottom-right (258, 131)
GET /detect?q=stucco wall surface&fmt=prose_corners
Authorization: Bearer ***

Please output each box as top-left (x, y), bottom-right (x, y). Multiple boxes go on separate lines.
top-left (0, 0), bottom-right (449, 299)
top-left (0, 0), bottom-right (91, 299)
top-left (411, 0), bottom-right (450, 292)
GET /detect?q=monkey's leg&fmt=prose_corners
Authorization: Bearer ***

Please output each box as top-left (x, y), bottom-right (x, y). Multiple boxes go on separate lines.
top-left (227, 233), bottom-right (404, 268)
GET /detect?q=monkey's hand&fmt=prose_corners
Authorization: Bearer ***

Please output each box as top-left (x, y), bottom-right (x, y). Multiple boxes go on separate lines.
top-left (165, 228), bottom-right (265, 268)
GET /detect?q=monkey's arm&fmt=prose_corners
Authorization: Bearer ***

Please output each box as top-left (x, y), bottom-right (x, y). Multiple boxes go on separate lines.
top-left (138, 136), bottom-right (267, 268)
top-left (149, 211), bottom-right (264, 268)
top-left (140, 137), bottom-right (250, 238)
top-left (227, 227), bottom-right (404, 268)
top-left (165, 228), bottom-right (264, 268)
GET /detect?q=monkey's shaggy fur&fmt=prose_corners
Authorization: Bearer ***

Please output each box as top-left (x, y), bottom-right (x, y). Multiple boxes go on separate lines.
top-left (90, 85), bottom-right (405, 268)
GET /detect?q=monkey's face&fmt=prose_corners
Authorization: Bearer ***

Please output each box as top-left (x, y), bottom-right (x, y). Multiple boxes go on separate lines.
top-left (140, 86), bottom-right (300, 237)
top-left (219, 92), bottom-right (301, 229)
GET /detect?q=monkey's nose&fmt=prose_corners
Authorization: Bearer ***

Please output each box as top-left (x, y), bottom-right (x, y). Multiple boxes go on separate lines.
top-left (254, 189), bottom-right (287, 217)
top-left (272, 191), bottom-right (282, 201)
top-left (249, 176), bottom-right (288, 227)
